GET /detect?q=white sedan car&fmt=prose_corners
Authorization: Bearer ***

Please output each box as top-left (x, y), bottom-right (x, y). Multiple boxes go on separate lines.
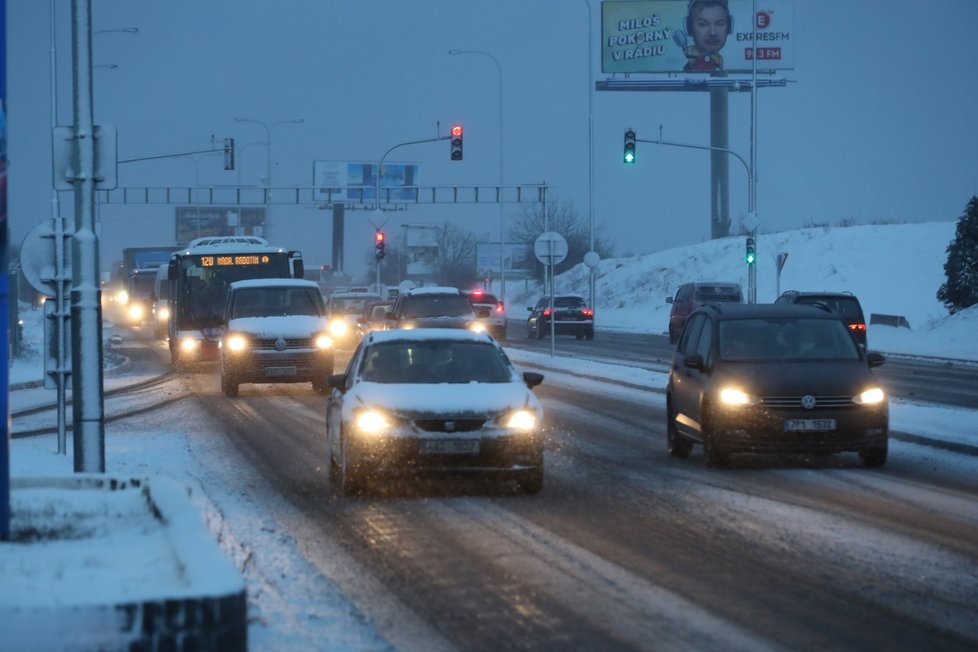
top-left (325, 328), bottom-right (545, 496)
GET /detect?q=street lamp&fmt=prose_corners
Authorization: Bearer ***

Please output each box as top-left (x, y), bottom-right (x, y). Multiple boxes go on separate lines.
top-left (448, 49), bottom-right (506, 303)
top-left (233, 116), bottom-right (304, 242)
top-left (582, 0), bottom-right (596, 311)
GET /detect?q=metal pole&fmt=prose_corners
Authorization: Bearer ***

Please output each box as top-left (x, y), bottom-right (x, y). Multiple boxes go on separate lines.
top-left (50, 0), bottom-right (69, 454)
top-left (749, 0), bottom-right (759, 304)
top-left (583, 0), bottom-right (595, 311)
top-left (70, 0), bottom-right (106, 472)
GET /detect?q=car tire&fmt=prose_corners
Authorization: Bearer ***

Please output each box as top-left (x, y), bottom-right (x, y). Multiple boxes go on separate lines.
top-left (668, 327), bottom-right (678, 345)
top-left (526, 322), bottom-right (534, 339)
top-left (701, 408), bottom-right (731, 468)
top-left (518, 468), bottom-right (544, 495)
top-left (584, 330), bottom-right (594, 341)
top-left (666, 399), bottom-right (693, 458)
top-left (220, 372), bottom-right (239, 398)
top-left (536, 324), bottom-right (545, 340)
top-left (575, 332), bottom-right (584, 340)
top-left (340, 436), bottom-right (367, 496)
top-left (859, 442), bottom-right (888, 468)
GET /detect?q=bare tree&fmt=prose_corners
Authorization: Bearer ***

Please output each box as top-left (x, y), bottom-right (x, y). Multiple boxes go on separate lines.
top-left (509, 197), bottom-right (615, 278)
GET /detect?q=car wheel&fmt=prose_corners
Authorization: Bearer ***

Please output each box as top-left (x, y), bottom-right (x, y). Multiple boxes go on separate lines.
top-left (701, 408), bottom-right (731, 468)
top-left (584, 330), bottom-right (594, 341)
top-left (536, 324), bottom-right (545, 340)
top-left (666, 399), bottom-right (693, 458)
top-left (859, 442), bottom-right (888, 468)
top-left (668, 327), bottom-right (678, 345)
top-left (526, 322), bottom-right (534, 339)
top-left (575, 332), bottom-right (584, 340)
top-left (518, 468), bottom-right (544, 495)
top-left (340, 436), bottom-right (368, 496)
top-left (220, 372), bottom-right (239, 398)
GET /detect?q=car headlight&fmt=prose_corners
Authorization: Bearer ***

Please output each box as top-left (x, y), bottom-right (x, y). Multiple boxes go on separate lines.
top-left (355, 409), bottom-right (390, 434)
top-left (225, 334), bottom-right (248, 352)
top-left (157, 306), bottom-right (170, 320)
top-left (401, 322), bottom-right (416, 330)
top-left (504, 409), bottom-right (537, 431)
top-left (179, 337), bottom-right (200, 352)
top-left (328, 320), bottom-right (348, 337)
top-left (469, 321), bottom-right (488, 333)
top-left (719, 387), bottom-right (761, 406)
top-left (314, 333), bottom-right (333, 349)
top-left (853, 387), bottom-right (885, 405)
top-left (128, 304), bottom-right (144, 320)
top-left (115, 290), bottom-right (129, 305)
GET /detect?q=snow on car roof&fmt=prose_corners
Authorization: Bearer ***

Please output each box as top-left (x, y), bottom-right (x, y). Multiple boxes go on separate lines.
top-left (405, 286), bottom-right (461, 296)
top-left (229, 278), bottom-right (320, 290)
top-left (363, 328), bottom-right (494, 345)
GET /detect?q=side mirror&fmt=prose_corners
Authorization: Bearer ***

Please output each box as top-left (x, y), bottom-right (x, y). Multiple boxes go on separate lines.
top-left (683, 354), bottom-right (705, 371)
top-left (526, 306), bottom-right (533, 313)
top-left (866, 351), bottom-right (886, 368)
top-left (666, 297), bottom-right (674, 304)
top-left (523, 371), bottom-right (544, 388)
top-left (326, 373), bottom-right (348, 392)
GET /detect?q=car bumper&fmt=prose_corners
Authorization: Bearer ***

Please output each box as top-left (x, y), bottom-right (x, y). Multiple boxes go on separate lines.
top-left (345, 430), bottom-right (544, 476)
top-left (539, 319), bottom-right (593, 335)
top-left (710, 405), bottom-right (888, 454)
top-left (223, 349), bottom-right (334, 383)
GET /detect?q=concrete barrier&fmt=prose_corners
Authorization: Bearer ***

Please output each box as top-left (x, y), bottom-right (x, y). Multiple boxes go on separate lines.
top-left (870, 313), bottom-right (911, 329)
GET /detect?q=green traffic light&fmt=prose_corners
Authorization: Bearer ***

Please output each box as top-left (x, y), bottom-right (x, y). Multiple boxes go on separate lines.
top-left (746, 252), bottom-right (756, 265)
top-left (624, 150), bottom-right (635, 164)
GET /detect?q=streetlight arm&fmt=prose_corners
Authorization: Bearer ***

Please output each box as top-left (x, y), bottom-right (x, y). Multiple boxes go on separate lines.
top-left (375, 135), bottom-right (450, 207)
top-left (640, 135), bottom-right (752, 209)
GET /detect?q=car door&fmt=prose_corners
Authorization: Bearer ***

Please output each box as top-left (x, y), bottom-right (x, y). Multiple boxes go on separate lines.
top-left (670, 313), bottom-right (708, 437)
top-left (326, 342), bottom-right (363, 462)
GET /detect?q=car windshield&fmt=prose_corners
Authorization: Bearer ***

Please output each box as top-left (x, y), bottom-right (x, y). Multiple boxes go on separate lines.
top-left (553, 296), bottom-right (585, 308)
top-left (361, 340), bottom-right (514, 384)
top-left (401, 295), bottom-right (475, 319)
top-left (231, 287), bottom-right (323, 318)
top-left (331, 297), bottom-right (378, 315)
top-left (719, 318), bottom-right (861, 361)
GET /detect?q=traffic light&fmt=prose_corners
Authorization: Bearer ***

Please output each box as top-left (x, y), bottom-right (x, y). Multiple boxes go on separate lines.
top-left (623, 128), bottom-right (636, 164)
top-left (450, 123), bottom-right (463, 161)
top-left (375, 230), bottom-right (386, 260)
top-left (223, 137), bottom-right (235, 171)
top-left (745, 237), bottom-right (756, 265)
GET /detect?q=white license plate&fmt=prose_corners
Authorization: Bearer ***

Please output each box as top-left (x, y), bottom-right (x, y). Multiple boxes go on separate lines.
top-left (784, 419), bottom-right (836, 432)
top-left (265, 366), bottom-right (297, 377)
top-left (420, 439), bottom-right (480, 455)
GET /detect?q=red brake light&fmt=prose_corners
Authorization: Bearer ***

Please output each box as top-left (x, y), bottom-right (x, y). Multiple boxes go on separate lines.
top-left (495, 302), bottom-right (504, 312)
top-left (543, 308), bottom-right (551, 316)
top-left (849, 323), bottom-right (866, 332)
top-left (471, 290), bottom-right (484, 297)
top-left (582, 308), bottom-right (594, 317)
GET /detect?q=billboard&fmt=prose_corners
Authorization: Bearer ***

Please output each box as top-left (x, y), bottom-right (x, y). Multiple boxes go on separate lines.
top-left (477, 243), bottom-right (535, 278)
top-left (601, 0), bottom-right (794, 74)
top-left (175, 206), bottom-right (266, 245)
top-left (313, 160), bottom-right (420, 202)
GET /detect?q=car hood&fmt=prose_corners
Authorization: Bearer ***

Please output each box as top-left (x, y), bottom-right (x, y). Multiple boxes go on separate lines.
top-left (343, 380), bottom-right (542, 420)
top-left (709, 360), bottom-right (882, 396)
top-left (226, 315), bottom-right (328, 338)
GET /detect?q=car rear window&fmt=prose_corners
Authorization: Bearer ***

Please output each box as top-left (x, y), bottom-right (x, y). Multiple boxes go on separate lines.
top-left (718, 318), bottom-right (861, 361)
top-left (695, 285), bottom-right (742, 302)
top-left (467, 293), bottom-right (498, 304)
top-left (554, 296), bottom-right (585, 308)
top-left (794, 297), bottom-right (863, 320)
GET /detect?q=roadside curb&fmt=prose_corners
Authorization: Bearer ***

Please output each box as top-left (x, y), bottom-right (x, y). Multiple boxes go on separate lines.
top-left (1, 475), bottom-right (247, 651)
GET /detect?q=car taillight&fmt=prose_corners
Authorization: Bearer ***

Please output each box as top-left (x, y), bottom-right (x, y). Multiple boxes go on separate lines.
top-left (495, 302), bottom-right (505, 313)
top-left (849, 323), bottom-right (866, 333)
top-left (582, 308), bottom-right (594, 317)
top-left (543, 308), bottom-right (552, 316)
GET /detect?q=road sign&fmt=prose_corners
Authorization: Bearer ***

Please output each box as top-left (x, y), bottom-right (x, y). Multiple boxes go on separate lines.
top-left (533, 231), bottom-right (568, 266)
top-left (776, 252), bottom-right (789, 272)
top-left (20, 219), bottom-right (71, 297)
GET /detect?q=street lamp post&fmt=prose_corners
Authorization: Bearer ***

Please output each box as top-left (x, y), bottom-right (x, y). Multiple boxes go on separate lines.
top-left (233, 116), bottom-right (304, 242)
top-left (448, 49), bottom-right (505, 303)
top-left (582, 0), bottom-right (596, 311)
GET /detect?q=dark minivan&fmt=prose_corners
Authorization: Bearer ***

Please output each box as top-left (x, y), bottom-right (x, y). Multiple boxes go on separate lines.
top-left (667, 282), bottom-right (743, 344)
top-left (774, 290), bottom-right (868, 347)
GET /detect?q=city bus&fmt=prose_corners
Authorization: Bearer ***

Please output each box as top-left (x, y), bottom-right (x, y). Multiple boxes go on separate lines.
top-left (166, 236), bottom-right (304, 367)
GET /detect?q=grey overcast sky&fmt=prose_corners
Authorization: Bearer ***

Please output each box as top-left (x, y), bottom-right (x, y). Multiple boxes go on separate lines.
top-left (7, 0), bottom-right (978, 278)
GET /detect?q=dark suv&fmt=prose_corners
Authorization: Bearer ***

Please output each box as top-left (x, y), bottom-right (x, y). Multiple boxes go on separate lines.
top-left (774, 291), bottom-right (867, 347)
top-left (526, 295), bottom-right (594, 340)
top-left (666, 303), bottom-right (888, 468)
top-left (666, 282), bottom-right (743, 344)
top-left (385, 286), bottom-right (489, 332)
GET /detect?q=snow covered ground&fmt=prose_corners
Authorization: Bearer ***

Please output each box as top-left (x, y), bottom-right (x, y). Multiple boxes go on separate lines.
top-left (3, 221), bottom-right (978, 650)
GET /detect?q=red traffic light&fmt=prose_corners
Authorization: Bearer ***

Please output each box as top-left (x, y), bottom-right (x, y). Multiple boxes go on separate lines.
top-left (375, 231), bottom-right (385, 244)
top-left (450, 123), bottom-right (463, 160)
top-left (451, 124), bottom-right (463, 137)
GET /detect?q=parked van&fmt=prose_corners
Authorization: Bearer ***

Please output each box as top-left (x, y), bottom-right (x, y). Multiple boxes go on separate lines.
top-left (666, 282), bottom-right (743, 344)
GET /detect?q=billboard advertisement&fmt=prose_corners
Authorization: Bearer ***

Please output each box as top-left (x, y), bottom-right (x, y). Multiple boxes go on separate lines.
top-left (601, 0), bottom-right (794, 74)
top-left (313, 160), bottom-right (420, 202)
top-left (175, 206), bottom-right (266, 245)
top-left (477, 243), bottom-right (535, 278)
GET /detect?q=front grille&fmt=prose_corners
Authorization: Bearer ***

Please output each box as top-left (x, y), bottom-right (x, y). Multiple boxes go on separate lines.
top-left (252, 337), bottom-right (311, 349)
top-left (413, 419), bottom-right (487, 432)
top-left (761, 395), bottom-right (853, 408)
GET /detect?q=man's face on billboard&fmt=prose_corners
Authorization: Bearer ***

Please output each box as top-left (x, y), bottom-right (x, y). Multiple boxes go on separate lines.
top-left (691, 4), bottom-right (730, 55)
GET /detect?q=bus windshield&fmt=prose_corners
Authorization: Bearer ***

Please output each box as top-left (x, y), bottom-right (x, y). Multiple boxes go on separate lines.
top-left (175, 252), bottom-right (293, 327)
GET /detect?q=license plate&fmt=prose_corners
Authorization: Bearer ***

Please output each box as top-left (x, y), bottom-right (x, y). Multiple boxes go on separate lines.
top-left (420, 439), bottom-right (480, 455)
top-left (784, 418), bottom-right (836, 432)
top-left (265, 366), bottom-right (297, 377)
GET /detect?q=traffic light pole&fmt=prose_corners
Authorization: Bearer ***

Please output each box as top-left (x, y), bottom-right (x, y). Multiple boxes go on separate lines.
top-left (638, 129), bottom-right (757, 302)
